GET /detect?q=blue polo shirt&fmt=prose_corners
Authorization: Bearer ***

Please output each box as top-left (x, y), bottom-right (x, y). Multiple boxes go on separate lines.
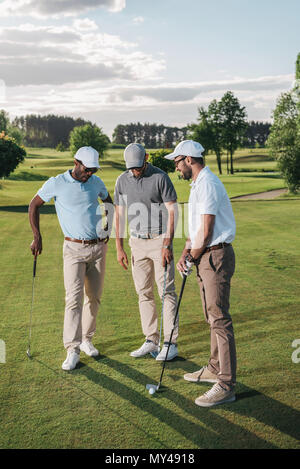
top-left (37, 170), bottom-right (109, 240)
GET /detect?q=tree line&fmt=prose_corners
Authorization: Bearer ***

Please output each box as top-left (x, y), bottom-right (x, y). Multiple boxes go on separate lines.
top-left (112, 123), bottom-right (188, 148)
top-left (12, 114), bottom-right (97, 148)
top-left (0, 110), bottom-right (271, 155)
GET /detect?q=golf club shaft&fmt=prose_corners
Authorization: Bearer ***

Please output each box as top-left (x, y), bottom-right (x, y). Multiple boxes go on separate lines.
top-left (27, 256), bottom-right (37, 353)
top-left (158, 273), bottom-right (187, 388)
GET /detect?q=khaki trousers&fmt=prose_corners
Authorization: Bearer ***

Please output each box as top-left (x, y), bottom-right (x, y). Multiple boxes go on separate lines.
top-left (129, 236), bottom-right (178, 345)
top-left (196, 245), bottom-right (236, 389)
top-left (63, 240), bottom-right (107, 353)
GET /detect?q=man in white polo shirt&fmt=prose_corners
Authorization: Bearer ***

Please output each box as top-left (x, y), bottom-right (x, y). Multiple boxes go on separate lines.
top-left (165, 140), bottom-right (237, 407)
top-left (29, 146), bottom-right (113, 371)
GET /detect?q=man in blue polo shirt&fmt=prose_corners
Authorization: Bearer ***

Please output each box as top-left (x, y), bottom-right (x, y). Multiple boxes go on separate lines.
top-left (29, 146), bottom-right (113, 371)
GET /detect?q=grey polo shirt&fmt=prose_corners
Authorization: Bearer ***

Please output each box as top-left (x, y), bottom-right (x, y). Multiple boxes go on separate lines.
top-left (114, 163), bottom-right (177, 235)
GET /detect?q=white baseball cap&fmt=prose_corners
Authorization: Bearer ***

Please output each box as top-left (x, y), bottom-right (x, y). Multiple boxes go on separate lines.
top-left (165, 140), bottom-right (205, 160)
top-left (124, 143), bottom-right (146, 169)
top-left (74, 146), bottom-right (100, 168)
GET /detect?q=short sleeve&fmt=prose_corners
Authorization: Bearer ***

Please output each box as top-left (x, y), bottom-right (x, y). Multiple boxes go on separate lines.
top-left (97, 178), bottom-right (108, 200)
top-left (114, 175), bottom-right (127, 206)
top-left (159, 174), bottom-right (177, 202)
top-left (37, 177), bottom-right (56, 203)
top-left (197, 180), bottom-right (219, 215)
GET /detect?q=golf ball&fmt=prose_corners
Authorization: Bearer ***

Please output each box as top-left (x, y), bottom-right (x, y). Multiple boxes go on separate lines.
top-left (149, 388), bottom-right (155, 395)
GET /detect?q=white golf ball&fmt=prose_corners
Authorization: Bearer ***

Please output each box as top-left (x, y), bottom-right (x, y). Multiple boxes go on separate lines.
top-left (149, 388), bottom-right (155, 395)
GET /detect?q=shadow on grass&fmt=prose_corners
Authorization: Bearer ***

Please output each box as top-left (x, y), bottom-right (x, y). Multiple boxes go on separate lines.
top-left (101, 159), bottom-right (126, 171)
top-left (81, 357), bottom-right (291, 449)
top-left (7, 171), bottom-right (48, 181)
top-left (234, 174), bottom-right (282, 179)
top-left (0, 205), bottom-right (56, 214)
top-left (32, 353), bottom-right (300, 448)
top-left (33, 357), bottom-right (166, 449)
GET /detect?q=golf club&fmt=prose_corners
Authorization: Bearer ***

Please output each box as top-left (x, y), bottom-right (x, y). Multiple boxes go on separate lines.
top-left (150, 262), bottom-right (168, 359)
top-left (27, 255), bottom-right (37, 359)
top-left (146, 261), bottom-right (192, 395)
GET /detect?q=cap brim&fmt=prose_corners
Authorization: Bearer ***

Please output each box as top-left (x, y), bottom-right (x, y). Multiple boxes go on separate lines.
top-left (164, 152), bottom-right (177, 160)
top-left (86, 162), bottom-right (100, 169)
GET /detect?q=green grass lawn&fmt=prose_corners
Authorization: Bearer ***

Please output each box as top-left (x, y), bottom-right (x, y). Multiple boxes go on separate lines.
top-left (0, 148), bottom-right (299, 449)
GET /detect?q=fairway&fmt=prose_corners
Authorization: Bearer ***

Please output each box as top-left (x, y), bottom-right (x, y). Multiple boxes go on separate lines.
top-left (0, 149), bottom-right (299, 449)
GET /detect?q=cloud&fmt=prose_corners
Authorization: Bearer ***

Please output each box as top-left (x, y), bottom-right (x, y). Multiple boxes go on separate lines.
top-left (3, 74), bottom-right (293, 118)
top-left (113, 75), bottom-right (294, 104)
top-left (0, 25), bottom-right (81, 44)
top-left (0, 24), bottom-right (165, 86)
top-left (133, 16), bottom-right (145, 24)
top-left (1, 0), bottom-right (126, 17)
top-left (73, 18), bottom-right (99, 31)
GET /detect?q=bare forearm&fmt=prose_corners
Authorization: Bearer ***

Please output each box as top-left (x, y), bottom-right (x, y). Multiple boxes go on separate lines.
top-left (164, 201), bottom-right (176, 246)
top-left (29, 204), bottom-right (41, 239)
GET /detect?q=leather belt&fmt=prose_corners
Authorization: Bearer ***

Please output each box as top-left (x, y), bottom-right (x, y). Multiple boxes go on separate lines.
top-left (204, 242), bottom-right (231, 253)
top-left (64, 237), bottom-right (105, 245)
top-left (131, 232), bottom-right (161, 239)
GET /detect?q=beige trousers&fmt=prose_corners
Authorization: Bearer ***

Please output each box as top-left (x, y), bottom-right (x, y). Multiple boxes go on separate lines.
top-left (196, 245), bottom-right (236, 389)
top-left (129, 236), bottom-right (178, 345)
top-left (63, 240), bottom-right (107, 353)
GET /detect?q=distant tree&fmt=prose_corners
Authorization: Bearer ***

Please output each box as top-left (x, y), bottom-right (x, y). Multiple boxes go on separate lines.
top-left (189, 101), bottom-right (223, 174)
top-left (296, 52), bottom-right (300, 80)
top-left (0, 132), bottom-right (26, 178)
top-left (0, 110), bottom-right (9, 132)
top-left (69, 124), bottom-right (110, 158)
top-left (112, 124), bottom-right (127, 145)
top-left (148, 149), bottom-right (174, 173)
top-left (219, 91), bottom-right (248, 174)
top-left (244, 121), bottom-right (272, 148)
top-left (7, 124), bottom-right (24, 145)
top-left (267, 90), bottom-right (300, 193)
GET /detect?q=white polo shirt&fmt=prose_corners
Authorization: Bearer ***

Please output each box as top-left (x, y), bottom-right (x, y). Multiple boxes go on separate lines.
top-left (188, 166), bottom-right (236, 248)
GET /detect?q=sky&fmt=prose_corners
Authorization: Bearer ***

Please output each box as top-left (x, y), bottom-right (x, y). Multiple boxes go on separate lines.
top-left (0, 0), bottom-right (299, 138)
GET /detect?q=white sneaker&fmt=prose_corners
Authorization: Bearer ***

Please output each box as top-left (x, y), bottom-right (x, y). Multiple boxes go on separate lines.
top-left (80, 341), bottom-right (99, 357)
top-left (156, 343), bottom-right (178, 361)
top-left (62, 351), bottom-right (80, 371)
top-left (130, 341), bottom-right (159, 358)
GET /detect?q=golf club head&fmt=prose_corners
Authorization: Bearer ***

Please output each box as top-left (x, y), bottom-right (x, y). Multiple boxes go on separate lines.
top-left (26, 348), bottom-right (32, 359)
top-left (146, 384), bottom-right (159, 393)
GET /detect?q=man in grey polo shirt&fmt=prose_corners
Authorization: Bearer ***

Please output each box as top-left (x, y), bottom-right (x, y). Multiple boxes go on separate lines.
top-left (114, 143), bottom-right (179, 361)
top-left (29, 146), bottom-right (113, 371)
top-left (166, 140), bottom-right (237, 407)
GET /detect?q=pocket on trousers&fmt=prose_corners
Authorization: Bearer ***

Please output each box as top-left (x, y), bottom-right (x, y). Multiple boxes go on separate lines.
top-left (209, 250), bottom-right (223, 273)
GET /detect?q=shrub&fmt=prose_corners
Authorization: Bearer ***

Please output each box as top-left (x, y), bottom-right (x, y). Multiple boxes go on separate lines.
top-left (148, 149), bottom-right (175, 173)
top-left (0, 132), bottom-right (26, 178)
top-left (56, 142), bottom-right (66, 152)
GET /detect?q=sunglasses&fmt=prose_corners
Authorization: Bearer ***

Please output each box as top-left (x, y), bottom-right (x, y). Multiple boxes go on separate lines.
top-left (76, 159), bottom-right (98, 174)
top-left (174, 156), bottom-right (186, 167)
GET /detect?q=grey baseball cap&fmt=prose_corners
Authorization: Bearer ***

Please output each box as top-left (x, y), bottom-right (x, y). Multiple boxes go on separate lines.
top-left (124, 143), bottom-right (146, 169)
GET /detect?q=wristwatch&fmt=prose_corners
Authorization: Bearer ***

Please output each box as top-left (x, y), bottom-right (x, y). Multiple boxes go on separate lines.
top-left (162, 245), bottom-right (172, 249)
